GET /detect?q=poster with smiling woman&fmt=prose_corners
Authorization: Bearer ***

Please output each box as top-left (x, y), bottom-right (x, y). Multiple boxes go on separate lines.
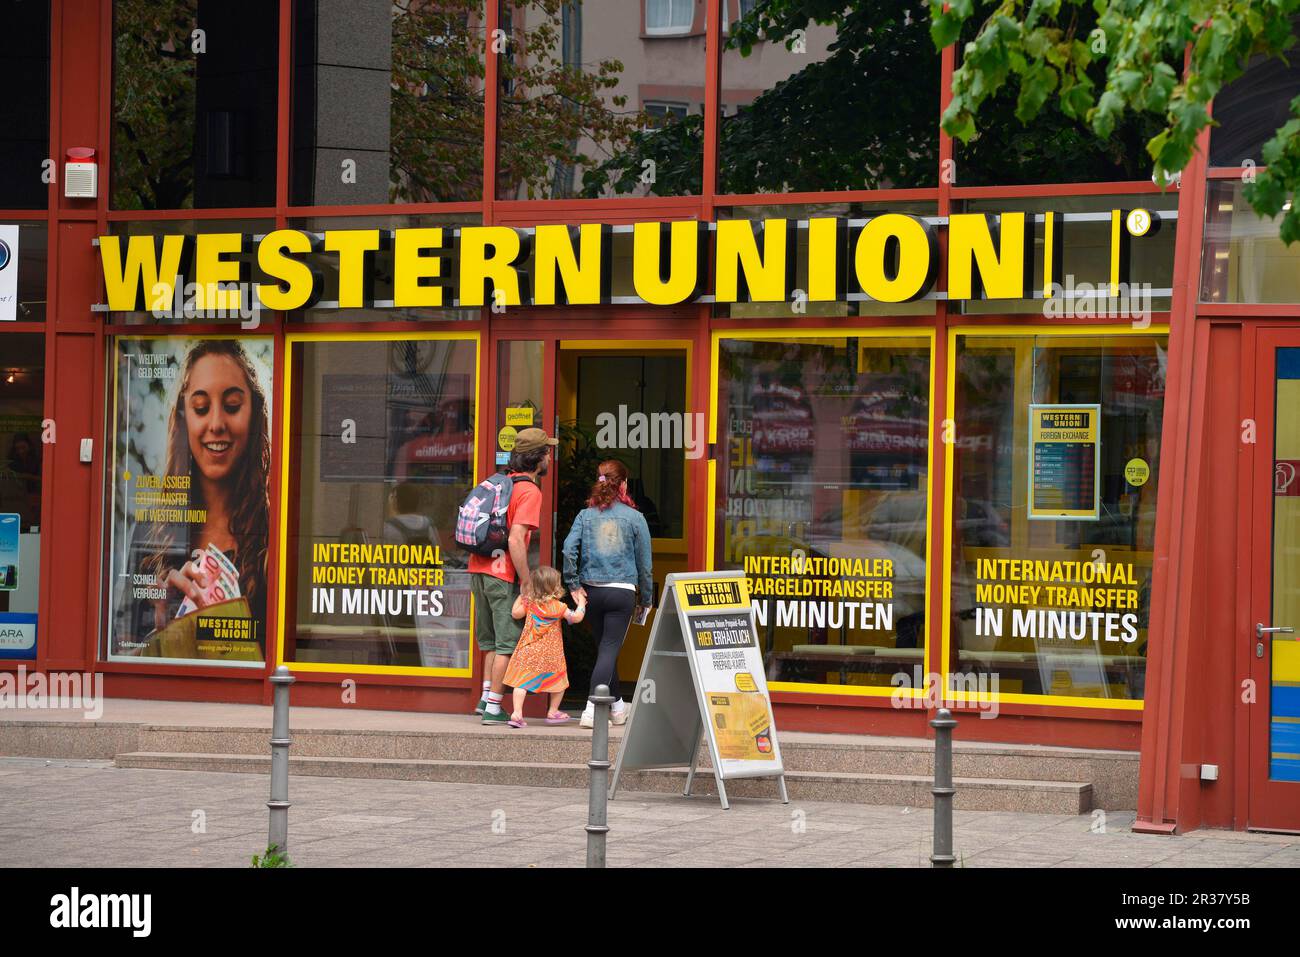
top-left (104, 337), bottom-right (274, 665)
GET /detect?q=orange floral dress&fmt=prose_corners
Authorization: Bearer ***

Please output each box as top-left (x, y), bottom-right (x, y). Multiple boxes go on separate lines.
top-left (503, 597), bottom-right (571, 694)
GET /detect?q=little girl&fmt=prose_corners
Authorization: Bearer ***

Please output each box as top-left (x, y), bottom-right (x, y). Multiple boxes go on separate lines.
top-left (504, 565), bottom-right (586, 728)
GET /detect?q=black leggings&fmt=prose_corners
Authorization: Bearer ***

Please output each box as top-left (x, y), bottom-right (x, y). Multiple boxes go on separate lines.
top-left (585, 585), bottom-right (637, 702)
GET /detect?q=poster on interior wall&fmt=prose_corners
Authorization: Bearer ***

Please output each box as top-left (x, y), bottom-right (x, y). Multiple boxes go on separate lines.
top-left (104, 337), bottom-right (275, 665)
top-left (1028, 404), bottom-right (1101, 521)
top-left (0, 225), bottom-right (18, 322)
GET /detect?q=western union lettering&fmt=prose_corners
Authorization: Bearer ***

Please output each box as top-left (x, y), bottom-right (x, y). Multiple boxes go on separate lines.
top-left (96, 211), bottom-right (1147, 312)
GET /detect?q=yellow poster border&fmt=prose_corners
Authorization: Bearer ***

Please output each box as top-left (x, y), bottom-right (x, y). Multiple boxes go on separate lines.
top-left (941, 324), bottom-right (1168, 710)
top-left (276, 330), bottom-right (481, 677)
top-left (708, 327), bottom-right (936, 699)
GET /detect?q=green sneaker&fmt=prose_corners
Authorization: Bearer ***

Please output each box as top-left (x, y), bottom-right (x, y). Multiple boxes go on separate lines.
top-left (473, 697), bottom-right (487, 715)
top-left (481, 709), bottom-right (511, 726)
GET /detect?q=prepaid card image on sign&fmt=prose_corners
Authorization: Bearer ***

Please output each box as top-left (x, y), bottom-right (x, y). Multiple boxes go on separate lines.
top-left (688, 613), bottom-right (776, 762)
top-left (104, 337), bottom-right (274, 665)
top-left (1028, 404), bottom-right (1100, 521)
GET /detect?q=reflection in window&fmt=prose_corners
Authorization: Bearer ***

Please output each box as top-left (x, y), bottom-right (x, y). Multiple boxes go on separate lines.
top-left (1201, 180), bottom-right (1300, 304)
top-left (716, 337), bottom-right (931, 690)
top-left (0, 0), bottom-right (50, 209)
top-left (0, 334), bottom-right (43, 661)
top-left (112, 0), bottom-right (279, 210)
top-left (1210, 16), bottom-right (1300, 167)
top-left (498, 0), bottom-right (702, 199)
top-left (291, 0), bottom-right (486, 206)
top-left (954, 8), bottom-right (1169, 187)
top-left (646, 0), bottom-right (694, 34)
top-left (286, 338), bottom-right (477, 670)
top-left (720, 1), bottom-right (939, 193)
top-left (949, 335), bottom-right (1166, 702)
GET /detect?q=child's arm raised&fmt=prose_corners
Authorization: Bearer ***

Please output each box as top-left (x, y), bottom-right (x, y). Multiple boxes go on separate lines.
top-left (563, 601), bottom-right (586, 624)
top-left (511, 595), bottom-right (529, 620)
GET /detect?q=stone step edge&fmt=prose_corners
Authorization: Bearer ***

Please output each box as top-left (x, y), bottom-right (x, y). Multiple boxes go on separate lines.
top-left (113, 752), bottom-right (1092, 793)
top-left (118, 726), bottom-right (1137, 761)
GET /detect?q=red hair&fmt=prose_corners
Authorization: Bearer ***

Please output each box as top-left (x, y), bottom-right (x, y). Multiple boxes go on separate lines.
top-left (586, 459), bottom-right (637, 510)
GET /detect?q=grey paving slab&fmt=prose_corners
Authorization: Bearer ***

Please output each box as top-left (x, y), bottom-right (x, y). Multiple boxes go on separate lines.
top-left (1, 760), bottom-right (1296, 868)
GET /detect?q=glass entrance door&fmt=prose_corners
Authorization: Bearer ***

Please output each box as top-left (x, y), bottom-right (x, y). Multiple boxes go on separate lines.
top-left (1250, 330), bottom-right (1300, 831)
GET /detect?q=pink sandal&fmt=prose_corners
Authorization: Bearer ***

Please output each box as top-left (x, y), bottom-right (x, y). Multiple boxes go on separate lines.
top-left (508, 715), bottom-right (527, 728)
top-left (545, 712), bottom-right (571, 725)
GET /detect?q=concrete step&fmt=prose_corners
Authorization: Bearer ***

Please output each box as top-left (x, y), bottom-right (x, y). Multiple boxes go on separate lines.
top-left (1, 719), bottom-right (1137, 809)
top-left (113, 751), bottom-right (1093, 814)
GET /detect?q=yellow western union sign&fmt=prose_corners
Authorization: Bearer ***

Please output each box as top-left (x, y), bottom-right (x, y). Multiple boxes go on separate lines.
top-left (96, 211), bottom-right (1147, 313)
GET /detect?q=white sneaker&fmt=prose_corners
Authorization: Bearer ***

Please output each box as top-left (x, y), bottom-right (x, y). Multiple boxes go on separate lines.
top-left (579, 708), bottom-right (595, 729)
top-left (610, 701), bottom-right (628, 726)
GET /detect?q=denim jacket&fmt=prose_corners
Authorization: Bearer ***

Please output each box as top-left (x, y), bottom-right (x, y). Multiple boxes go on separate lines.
top-left (562, 502), bottom-right (653, 605)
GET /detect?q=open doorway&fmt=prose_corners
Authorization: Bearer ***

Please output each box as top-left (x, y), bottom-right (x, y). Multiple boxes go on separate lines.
top-left (491, 334), bottom-right (693, 710)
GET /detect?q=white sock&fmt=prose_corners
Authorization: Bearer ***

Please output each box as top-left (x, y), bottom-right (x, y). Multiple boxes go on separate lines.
top-left (486, 691), bottom-right (504, 715)
top-left (480, 680), bottom-right (491, 696)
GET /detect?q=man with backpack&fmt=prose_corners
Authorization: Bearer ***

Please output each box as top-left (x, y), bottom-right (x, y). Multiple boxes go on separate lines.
top-left (462, 427), bottom-right (556, 725)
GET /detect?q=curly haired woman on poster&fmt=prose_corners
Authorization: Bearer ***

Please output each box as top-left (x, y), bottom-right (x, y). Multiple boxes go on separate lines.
top-left (116, 339), bottom-right (271, 658)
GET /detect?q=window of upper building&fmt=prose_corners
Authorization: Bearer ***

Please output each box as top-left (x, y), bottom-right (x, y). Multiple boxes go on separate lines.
top-left (0, 0), bottom-right (50, 210)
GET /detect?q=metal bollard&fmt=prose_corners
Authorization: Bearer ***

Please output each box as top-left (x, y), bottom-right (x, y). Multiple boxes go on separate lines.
top-left (930, 707), bottom-right (957, 868)
top-left (585, 683), bottom-right (615, 868)
top-left (268, 665), bottom-right (296, 856)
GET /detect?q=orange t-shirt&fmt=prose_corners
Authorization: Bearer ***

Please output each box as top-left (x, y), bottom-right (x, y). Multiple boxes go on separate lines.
top-left (467, 474), bottom-right (542, 583)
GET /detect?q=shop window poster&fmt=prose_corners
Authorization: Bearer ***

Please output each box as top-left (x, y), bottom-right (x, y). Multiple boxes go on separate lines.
top-left (104, 337), bottom-right (274, 665)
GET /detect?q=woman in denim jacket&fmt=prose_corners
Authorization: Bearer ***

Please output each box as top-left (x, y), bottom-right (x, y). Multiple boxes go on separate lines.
top-left (562, 459), bottom-right (653, 728)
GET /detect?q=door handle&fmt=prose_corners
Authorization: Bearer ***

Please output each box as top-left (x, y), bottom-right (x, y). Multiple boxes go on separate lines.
top-left (1256, 623), bottom-right (1294, 658)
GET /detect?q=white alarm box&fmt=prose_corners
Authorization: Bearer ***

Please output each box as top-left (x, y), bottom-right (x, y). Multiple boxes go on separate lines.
top-left (64, 161), bottom-right (97, 199)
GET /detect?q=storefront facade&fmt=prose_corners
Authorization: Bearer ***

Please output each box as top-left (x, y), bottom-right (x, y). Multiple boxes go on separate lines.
top-left (2, 0), bottom-right (1298, 833)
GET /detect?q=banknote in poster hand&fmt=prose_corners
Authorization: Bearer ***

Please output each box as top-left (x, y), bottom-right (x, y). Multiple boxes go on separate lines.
top-left (176, 543), bottom-right (242, 617)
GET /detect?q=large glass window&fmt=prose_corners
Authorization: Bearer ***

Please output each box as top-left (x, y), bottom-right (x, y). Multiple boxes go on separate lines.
top-left (954, 9), bottom-right (1172, 187)
top-left (1209, 15), bottom-right (1300, 168)
top-left (0, 333), bottom-right (43, 660)
top-left (284, 336), bottom-right (477, 671)
top-left (112, 0), bottom-right (279, 210)
top-left (948, 333), bottom-right (1166, 703)
top-left (716, 334), bottom-right (932, 692)
top-left (291, 1), bottom-right (486, 206)
top-left (1201, 180), bottom-right (1300, 304)
top-left (719, 1), bottom-right (939, 193)
top-left (0, 0), bottom-right (50, 210)
top-left (102, 335), bottom-right (275, 666)
top-left (496, 0), bottom-right (703, 199)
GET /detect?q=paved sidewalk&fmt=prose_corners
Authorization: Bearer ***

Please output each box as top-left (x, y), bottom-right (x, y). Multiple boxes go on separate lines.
top-left (2, 758), bottom-right (1296, 868)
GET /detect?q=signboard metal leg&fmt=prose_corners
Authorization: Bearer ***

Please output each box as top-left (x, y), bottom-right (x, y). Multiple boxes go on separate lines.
top-left (777, 774), bottom-right (789, 805)
top-left (683, 740), bottom-right (701, 797)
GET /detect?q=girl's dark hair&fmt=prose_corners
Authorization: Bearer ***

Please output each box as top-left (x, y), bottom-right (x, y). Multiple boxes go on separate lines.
top-left (142, 340), bottom-right (270, 613)
top-left (586, 459), bottom-right (636, 510)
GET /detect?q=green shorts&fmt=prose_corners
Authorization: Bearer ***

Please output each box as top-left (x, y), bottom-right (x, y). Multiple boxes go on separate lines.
top-left (471, 573), bottom-right (523, 655)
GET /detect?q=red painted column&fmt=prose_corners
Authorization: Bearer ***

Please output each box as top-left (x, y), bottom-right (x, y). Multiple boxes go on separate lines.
top-left (36, 0), bottom-right (106, 673)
